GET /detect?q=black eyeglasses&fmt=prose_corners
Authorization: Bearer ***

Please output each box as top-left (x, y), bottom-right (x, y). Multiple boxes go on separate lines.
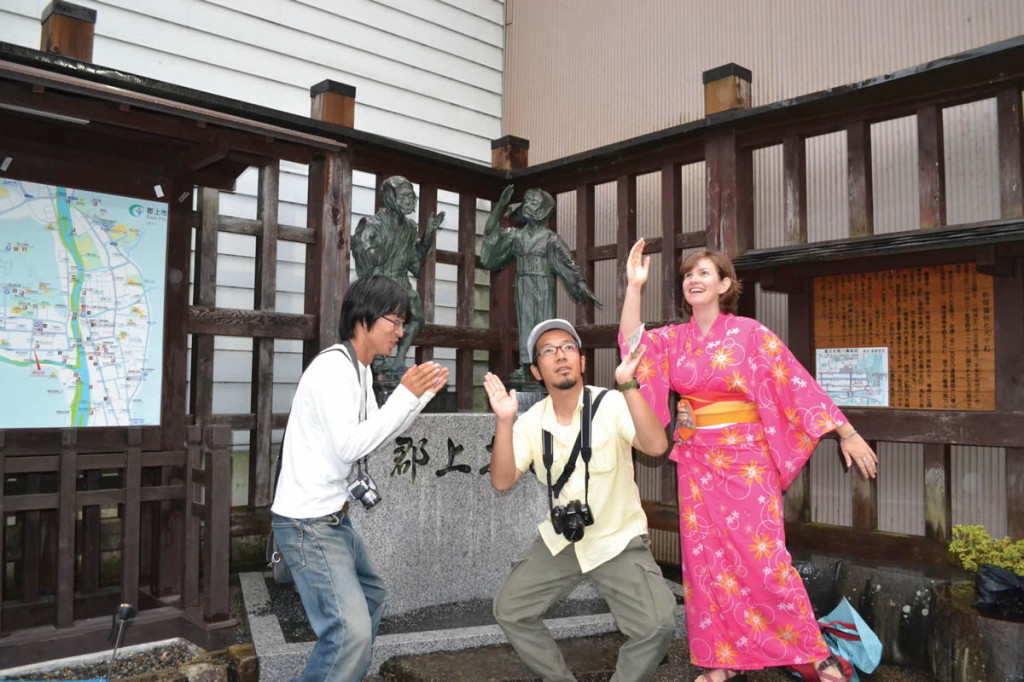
top-left (382, 316), bottom-right (405, 332)
top-left (536, 342), bottom-right (579, 358)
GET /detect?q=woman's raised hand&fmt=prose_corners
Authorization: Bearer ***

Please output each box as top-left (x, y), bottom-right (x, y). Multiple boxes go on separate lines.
top-left (626, 238), bottom-right (650, 288)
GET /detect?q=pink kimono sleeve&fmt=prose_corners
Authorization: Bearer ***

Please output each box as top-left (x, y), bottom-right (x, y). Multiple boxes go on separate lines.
top-left (748, 323), bottom-right (848, 488)
top-left (617, 325), bottom-right (675, 428)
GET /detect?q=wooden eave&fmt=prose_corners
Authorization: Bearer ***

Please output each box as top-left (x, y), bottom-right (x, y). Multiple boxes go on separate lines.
top-left (732, 219), bottom-right (1024, 290)
top-left (0, 42), bottom-right (508, 197)
top-left (0, 43), bottom-right (346, 196)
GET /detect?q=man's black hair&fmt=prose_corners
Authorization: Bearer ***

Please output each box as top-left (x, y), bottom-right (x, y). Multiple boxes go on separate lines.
top-left (338, 275), bottom-right (410, 340)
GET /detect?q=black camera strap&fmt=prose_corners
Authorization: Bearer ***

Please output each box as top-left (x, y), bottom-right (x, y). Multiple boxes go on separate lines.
top-left (541, 388), bottom-right (609, 514)
top-left (273, 342), bottom-right (363, 489)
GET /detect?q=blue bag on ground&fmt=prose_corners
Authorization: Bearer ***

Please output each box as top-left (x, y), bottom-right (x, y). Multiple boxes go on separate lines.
top-left (817, 597), bottom-right (882, 682)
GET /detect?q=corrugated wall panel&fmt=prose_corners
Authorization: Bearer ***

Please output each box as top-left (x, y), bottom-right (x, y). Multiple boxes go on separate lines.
top-left (509, 0), bottom-right (1020, 543)
top-left (507, 0), bottom-right (1024, 165)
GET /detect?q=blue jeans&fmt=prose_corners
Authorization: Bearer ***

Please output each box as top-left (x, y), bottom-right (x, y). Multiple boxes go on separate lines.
top-left (272, 511), bottom-right (388, 682)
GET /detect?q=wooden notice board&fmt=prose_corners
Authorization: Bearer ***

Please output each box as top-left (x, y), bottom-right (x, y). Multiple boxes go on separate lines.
top-left (813, 263), bottom-right (994, 410)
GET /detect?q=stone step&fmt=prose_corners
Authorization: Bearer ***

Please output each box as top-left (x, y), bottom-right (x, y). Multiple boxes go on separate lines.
top-left (371, 633), bottom-right (938, 682)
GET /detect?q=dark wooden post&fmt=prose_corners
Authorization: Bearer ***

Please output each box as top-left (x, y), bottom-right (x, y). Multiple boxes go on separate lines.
top-left (704, 65), bottom-right (754, 256)
top-left (660, 164), bottom-right (682, 320)
top-left (703, 63), bottom-right (751, 116)
top-left (203, 425), bottom-right (231, 622)
top-left (847, 122), bottom-right (874, 237)
top-left (40, 1), bottom-right (96, 62)
top-left (80, 468), bottom-right (101, 593)
top-left (250, 163), bottom-right (279, 507)
top-left (923, 443), bottom-right (953, 542)
top-left (162, 181), bottom-right (194, 450)
top-left (122, 428), bottom-right (142, 610)
top-left (1010, 448), bottom-right (1024, 540)
top-left (150, 181), bottom-right (193, 597)
top-left (456, 193), bottom-right (477, 410)
top-left (0, 431), bottom-right (4, 634)
top-left (616, 174), bottom-right (638, 311)
top-left (997, 87), bottom-right (1024, 219)
top-left (416, 183), bottom-right (439, 365)
top-left (182, 426), bottom-right (201, 607)
top-left (575, 183), bottom-right (596, 383)
top-left (310, 80), bottom-right (356, 128)
top-left (189, 187), bottom-right (218, 423)
top-left (489, 135), bottom-right (529, 380)
top-left (57, 429), bottom-right (76, 628)
top-left (305, 82), bottom-right (354, 364)
top-left (783, 135), bottom-right (808, 245)
top-left (783, 286), bottom-right (814, 525)
top-left (917, 104), bottom-right (946, 229)
top-left (705, 131), bottom-right (753, 256)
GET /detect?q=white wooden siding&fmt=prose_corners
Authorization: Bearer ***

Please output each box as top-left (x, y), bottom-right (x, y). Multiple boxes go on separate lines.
top-left (2, 0), bottom-right (503, 455)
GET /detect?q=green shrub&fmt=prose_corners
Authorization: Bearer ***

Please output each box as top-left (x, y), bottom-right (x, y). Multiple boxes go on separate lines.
top-left (948, 525), bottom-right (1024, 576)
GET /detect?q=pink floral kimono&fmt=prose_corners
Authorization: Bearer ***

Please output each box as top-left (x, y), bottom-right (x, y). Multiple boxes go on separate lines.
top-left (619, 314), bottom-right (847, 670)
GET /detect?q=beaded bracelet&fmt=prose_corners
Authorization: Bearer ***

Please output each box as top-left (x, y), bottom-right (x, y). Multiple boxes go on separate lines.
top-left (839, 430), bottom-right (858, 442)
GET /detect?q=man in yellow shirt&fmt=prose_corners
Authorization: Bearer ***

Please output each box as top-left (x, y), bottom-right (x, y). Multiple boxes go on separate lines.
top-left (484, 319), bottom-right (676, 682)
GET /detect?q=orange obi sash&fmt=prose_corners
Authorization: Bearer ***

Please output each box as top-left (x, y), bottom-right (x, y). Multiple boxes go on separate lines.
top-left (675, 391), bottom-right (760, 443)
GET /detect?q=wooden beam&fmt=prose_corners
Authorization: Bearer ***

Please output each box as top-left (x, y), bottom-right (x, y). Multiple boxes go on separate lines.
top-left (660, 164), bottom-right (682, 319)
top-left (416, 183), bottom-right (438, 364)
top-left (187, 307), bottom-right (315, 339)
top-left (846, 122), bottom-right (874, 238)
top-left (705, 130), bottom-right (754, 256)
top-left (993, 258), bottom-right (1024, 412)
top-left (249, 163), bottom-right (279, 508)
top-left (1009, 447), bottom-right (1024, 541)
top-left (839, 407), bottom-right (1024, 447)
top-left (456, 193), bottom-right (476, 411)
top-left (304, 151), bottom-right (350, 364)
top-left (616, 174), bottom-right (638, 311)
top-left (997, 87), bottom-right (1024, 219)
top-left (784, 523), bottom-right (956, 566)
top-left (189, 188), bottom-right (218, 423)
top-left (161, 181), bottom-right (193, 450)
top-left (202, 426), bottom-right (231, 622)
top-left (122, 428), bottom-right (142, 609)
top-left (57, 430), bottom-right (76, 628)
top-left (917, 104), bottom-right (946, 229)
top-left (923, 443), bottom-right (952, 543)
top-left (575, 184), bottom-right (597, 382)
top-left (783, 134), bottom-right (808, 244)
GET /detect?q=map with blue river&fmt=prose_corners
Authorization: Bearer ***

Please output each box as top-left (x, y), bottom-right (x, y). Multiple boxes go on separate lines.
top-left (0, 180), bottom-right (167, 427)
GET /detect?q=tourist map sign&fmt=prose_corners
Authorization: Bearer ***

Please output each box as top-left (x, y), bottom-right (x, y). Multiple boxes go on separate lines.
top-left (0, 180), bottom-right (167, 427)
top-left (815, 346), bottom-right (889, 407)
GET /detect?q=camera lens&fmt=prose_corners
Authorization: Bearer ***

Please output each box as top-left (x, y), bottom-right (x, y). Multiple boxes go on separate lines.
top-left (563, 514), bottom-right (585, 542)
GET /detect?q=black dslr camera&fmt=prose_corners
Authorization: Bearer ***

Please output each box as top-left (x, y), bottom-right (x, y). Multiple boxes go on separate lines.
top-left (550, 500), bottom-right (594, 542)
top-left (347, 470), bottom-right (381, 509)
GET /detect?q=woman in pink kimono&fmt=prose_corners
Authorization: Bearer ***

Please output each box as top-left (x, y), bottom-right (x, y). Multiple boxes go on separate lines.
top-left (618, 240), bottom-right (877, 682)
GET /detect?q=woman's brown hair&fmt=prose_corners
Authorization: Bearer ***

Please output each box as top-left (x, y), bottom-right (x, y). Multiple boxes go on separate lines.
top-left (679, 250), bottom-right (743, 316)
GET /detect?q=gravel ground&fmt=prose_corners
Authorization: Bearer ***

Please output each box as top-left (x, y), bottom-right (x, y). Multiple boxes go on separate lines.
top-left (1, 576), bottom-right (253, 682)
top-left (1, 640), bottom-right (198, 681)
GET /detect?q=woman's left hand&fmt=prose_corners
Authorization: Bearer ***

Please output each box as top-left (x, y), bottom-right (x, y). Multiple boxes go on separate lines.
top-left (839, 433), bottom-right (878, 479)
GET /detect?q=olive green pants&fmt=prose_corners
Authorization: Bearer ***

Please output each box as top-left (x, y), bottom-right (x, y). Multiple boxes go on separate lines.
top-left (493, 534), bottom-right (676, 682)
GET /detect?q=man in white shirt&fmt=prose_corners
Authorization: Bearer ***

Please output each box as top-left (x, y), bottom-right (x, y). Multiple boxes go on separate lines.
top-left (271, 275), bottom-right (448, 682)
top-left (484, 318), bottom-right (676, 682)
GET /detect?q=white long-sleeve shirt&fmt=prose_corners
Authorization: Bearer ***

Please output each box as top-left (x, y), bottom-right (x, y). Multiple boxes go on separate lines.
top-left (271, 343), bottom-right (434, 519)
